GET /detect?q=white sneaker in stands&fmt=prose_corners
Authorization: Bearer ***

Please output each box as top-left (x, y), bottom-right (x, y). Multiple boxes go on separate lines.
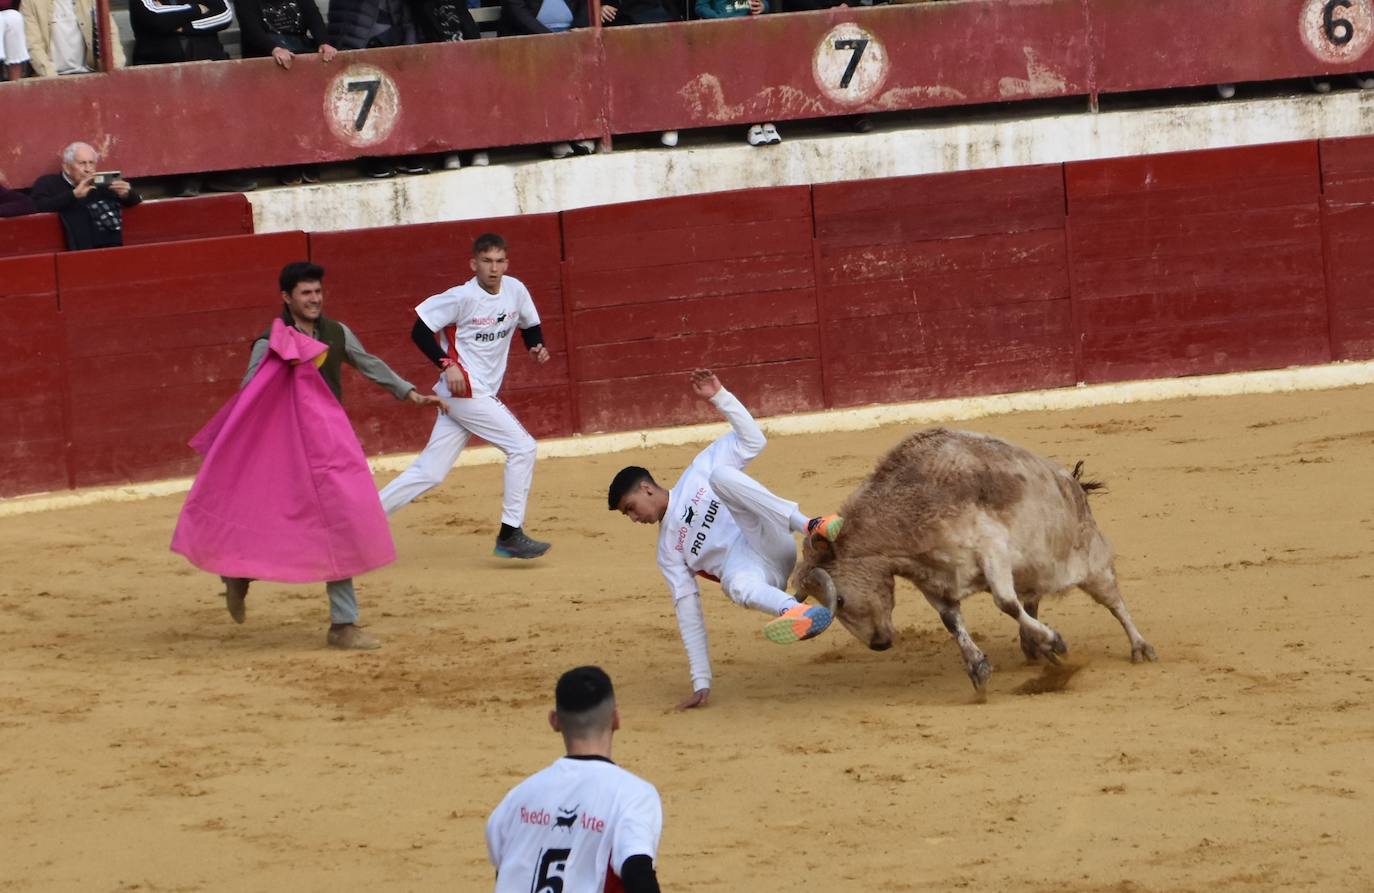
top-left (442, 153), bottom-right (462, 170)
top-left (761, 123), bottom-right (781, 145)
top-left (660, 130), bottom-right (679, 147)
top-left (747, 124), bottom-right (767, 146)
top-left (1215, 83), bottom-right (1236, 99)
top-left (471, 151), bottom-right (490, 166)
top-left (550, 142), bottom-right (574, 159)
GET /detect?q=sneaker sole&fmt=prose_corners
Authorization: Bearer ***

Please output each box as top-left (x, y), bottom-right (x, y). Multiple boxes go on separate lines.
top-left (493, 544), bottom-right (552, 560)
top-left (763, 608), bottom-right (832, 644)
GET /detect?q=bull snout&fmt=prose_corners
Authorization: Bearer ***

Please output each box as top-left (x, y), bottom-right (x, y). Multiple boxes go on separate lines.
top-left (868, 637), bottom-right (893, 652)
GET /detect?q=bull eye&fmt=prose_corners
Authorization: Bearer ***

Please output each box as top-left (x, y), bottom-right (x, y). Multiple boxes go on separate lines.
top-left (836, 594), bottom-right (846, 609)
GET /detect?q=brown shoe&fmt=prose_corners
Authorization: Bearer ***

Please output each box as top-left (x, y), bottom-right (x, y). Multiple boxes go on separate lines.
top-left (327, 624), bottom-right (382, 650)
top-left (224, 578), bottom-right (249, 624)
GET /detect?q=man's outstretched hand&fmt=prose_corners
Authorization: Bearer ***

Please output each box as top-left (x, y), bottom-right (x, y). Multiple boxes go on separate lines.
top-left (674, 687), bottom-right (710, 711)
top-left (690, 369), bottom-right (721, 400)
top-left (406, 390), bottom-right (446, 408)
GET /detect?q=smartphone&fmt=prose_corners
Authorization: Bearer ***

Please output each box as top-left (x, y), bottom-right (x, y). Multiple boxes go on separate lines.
top-left (92, 171), bottom-right (122, 187)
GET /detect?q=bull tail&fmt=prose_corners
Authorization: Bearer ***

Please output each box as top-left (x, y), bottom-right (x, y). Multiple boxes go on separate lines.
top-left (1071, 460), bottom-right (1106, 495)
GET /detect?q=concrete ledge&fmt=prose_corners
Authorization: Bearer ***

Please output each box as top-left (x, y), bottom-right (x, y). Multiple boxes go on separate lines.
top-left (5, 360), bottom-right (1371, 517)
top-left (248, 89), bottom-right (1374, 234)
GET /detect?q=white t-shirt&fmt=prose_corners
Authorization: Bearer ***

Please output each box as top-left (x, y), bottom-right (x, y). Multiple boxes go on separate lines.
top-left (487, 756), bottom-right (662, 893)
top-left (414, 275), bottom-right (540, 399)
top-left (655, 389), bottom-right (766, 691)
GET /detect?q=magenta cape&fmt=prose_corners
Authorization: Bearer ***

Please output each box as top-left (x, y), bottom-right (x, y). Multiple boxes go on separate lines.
top-left (170, 319), bottom-right (396, 582)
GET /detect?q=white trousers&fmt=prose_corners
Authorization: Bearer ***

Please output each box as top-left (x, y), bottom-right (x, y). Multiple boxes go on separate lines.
top-left (709, 466), bottom-right (801, 616)
top-left (379, 395), bottom-right (536, 528)
top-left (0, 10), bottom-right (29, 64)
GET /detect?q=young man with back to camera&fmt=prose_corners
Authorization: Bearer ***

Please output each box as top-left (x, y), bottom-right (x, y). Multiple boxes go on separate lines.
top-left (379, 232), bottom-right (554, 560)
top-left (486, 666), bottom-right (663, 893)
top-left (608, 369), bottom-right (838, 710)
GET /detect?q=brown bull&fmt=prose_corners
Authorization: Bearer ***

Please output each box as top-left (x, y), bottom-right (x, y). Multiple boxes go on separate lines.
top-left (793, 428), bottom-right (1157, 690)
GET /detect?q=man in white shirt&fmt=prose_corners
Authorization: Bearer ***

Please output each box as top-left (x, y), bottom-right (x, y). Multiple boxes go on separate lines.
top-left (486, 666), bottom-right (663, 893)
top-left (607, 369), bottom-right (836, 710)
top-left (379, 233), bottom-right (553, 560)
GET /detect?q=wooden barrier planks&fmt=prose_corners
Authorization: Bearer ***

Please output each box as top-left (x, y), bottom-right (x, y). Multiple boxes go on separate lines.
top-left (564, 187), bottom-right (824, 432)
top-left (56, 231), bottom-right (309, 487)
top-left (1067, 142), bottom-right (1331, 383)
top-left (1320, 135), bottom-right (1374, 360)
top-left (0, 194), bottom-right (254, 260)
top-left (0, 255), bottom-right (70, 496)
top-left (814, 165), bottom-right (1075, 407)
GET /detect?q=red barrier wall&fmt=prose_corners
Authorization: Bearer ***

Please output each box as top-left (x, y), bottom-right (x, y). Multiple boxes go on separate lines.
top-left (1066, 142), bottom-right (1332, 383)
top-left (1319, 134), bottom-right (1374, 359)
top-left (563, 187), bottom-right (825, 433)
top-left (0, 194), bottom-right (255, 260)
top-left (0, 255), bottom-right (69, 497)
top-left (7, 138), bottom-right (1374, 498)
top-left (813, 165), bottom-right (1074, 407)
top-left (56, 231), bottom-right (308, 488)
top-left (5, 0), bottom-right (1374, 185)
top-left (307, 214), bottom-right (574, 456)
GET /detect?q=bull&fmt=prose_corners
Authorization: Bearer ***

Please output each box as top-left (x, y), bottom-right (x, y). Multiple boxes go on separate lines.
top-left (793, 428), bottom-right (1157, 690)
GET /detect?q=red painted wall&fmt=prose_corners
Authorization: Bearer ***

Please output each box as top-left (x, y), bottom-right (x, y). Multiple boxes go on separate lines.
top-left (563, 187), bottom-right (824, 433)
top-left (4, 0), bottom-right (1374, 185)
top-left (5, 137), bottom-right (1374, 498)
top-left (0, 194), bottom-right (254, 260)
top-left (1320, 134), bottom-right (1374, 360)
top-left (1066, 142), bottom-right (1331, 383)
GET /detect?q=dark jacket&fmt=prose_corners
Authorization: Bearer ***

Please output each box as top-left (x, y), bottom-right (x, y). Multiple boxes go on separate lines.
top-left (605, 0), bottom-right (681, 25)
top-left (0, 185), bottom-right (38, 218)
top-left (237, 0), bottom-right (330, 55)
top-left (413, 0), bottom-right (481, 41)
top-left (129, 0), bottom-right (232, 64)
top-left (30, 173), bottom-right (143, 251)
top-left (497, 0), bottom-right (587, 36)
top-left (329, 0), bottom-right (415, 49)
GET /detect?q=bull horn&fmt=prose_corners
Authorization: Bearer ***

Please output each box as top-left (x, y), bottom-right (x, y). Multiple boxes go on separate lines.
top-left (805, 568), bottom-right (838, 613)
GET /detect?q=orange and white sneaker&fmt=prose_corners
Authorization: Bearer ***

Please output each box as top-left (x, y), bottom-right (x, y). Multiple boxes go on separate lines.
top-left (806, 514), bottom-right (844, 543)
top-left (763, 603), bottom-right (833, 644)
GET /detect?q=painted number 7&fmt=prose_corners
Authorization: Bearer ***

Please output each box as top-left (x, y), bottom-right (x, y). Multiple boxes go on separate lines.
top-left (832, 38), bottom-right (870, 89)
top-left (347, 79), bottom-right (382, 131)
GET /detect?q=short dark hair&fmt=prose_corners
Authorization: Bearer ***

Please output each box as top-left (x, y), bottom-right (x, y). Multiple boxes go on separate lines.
top-left (472, 233), bottom-right (506, 256)
top-left (555, 666), bottom-right (616, 738)
top-left (279, 261), bottom-right (325, 294)
top-left (608, 466), bottom-right (655, 510)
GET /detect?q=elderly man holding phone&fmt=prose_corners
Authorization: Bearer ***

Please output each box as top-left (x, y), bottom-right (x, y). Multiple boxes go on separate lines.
top-left (31, 141), bottom-right (142, 251)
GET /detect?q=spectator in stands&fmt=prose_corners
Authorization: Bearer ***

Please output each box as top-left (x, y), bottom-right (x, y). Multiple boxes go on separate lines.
top-left (412, 0), bottom-right (489, 170)
top-left (0, 172), bottom-right (37, 216)
top-left (601, 0), bottom-right (682, 148)
top-left (30, 141), bottom-right (142, 250)
top-left (328, 0), bottom-right (431, 176)
top-left (21, 0), bottom-right (124, 76)
top-left (130, 0), bottom-right (232, 63)
top-left (1, 0), bottom-right (29, 81)
top-left (695, 0), bottom-right (779, 145)
top-left (238, 0), bottom-right (338, 184)
top-left (498, 0), bottom-right (599, 158)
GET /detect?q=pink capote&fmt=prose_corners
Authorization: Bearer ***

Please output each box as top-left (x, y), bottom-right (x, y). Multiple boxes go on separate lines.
top-left (170, 319), bottom-right (396, 582)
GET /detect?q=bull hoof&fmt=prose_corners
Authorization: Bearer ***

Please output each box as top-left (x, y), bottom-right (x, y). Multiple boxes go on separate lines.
top-left (1019, 630), bottom-right (1040, 661)
top-left (967, 656), bottom-right (993, 690)
top-left (1132, 641), bottom-right (1158, 663)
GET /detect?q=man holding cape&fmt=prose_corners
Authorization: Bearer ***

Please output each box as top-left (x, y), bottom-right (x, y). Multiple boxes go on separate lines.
top-left (172, 261), bottom-right (444, 650)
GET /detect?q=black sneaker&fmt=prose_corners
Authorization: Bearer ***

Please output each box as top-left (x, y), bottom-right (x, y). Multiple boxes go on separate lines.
top-left (494, 530), bottom-right (551, 560)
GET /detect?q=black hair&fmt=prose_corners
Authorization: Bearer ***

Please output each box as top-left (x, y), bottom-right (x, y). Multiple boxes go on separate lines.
top-left (607, 466), bottom-right (655, 510)
top-left (279, 261), bottom-right (325, 294)
top-left (472, 233), bottom-right (506, 256)
top-left (556, 666), bottom-right (614, 714)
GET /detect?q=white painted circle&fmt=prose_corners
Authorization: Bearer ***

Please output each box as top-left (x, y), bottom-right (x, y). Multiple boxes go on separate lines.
top-left (325, 65), bottom-right (401, 147)
top-left (1299, 0), bottom-right (1374, 63)
top-left (813, 23), bottom-right (889, 105)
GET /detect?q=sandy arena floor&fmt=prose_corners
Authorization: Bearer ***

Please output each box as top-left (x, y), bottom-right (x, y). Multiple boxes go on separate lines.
top-left (2, 384), bottom-right (1372, 892)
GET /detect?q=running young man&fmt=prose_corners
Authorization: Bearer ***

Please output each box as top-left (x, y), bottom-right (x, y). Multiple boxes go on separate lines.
top-left (486, 666), bottom-right (663, 893)
top-left (607, 369), bottom-right (835, 710)
top-left (379, 233), bottom-right (552, 559)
